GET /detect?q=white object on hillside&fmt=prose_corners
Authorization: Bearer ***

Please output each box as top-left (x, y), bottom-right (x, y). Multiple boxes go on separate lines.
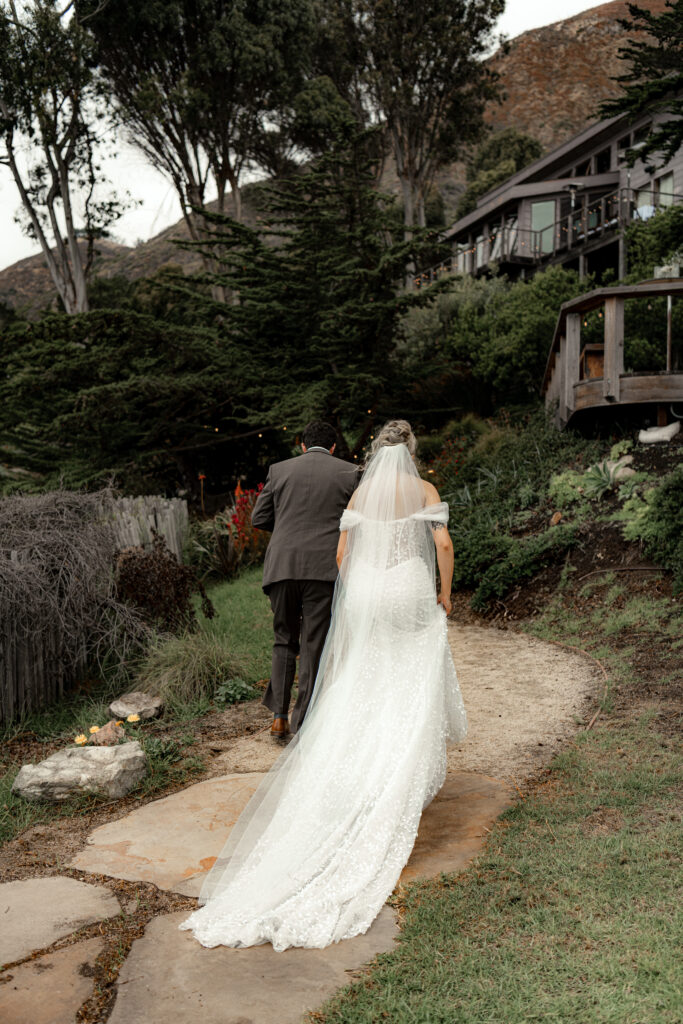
top-left (638, 422), bottom-right (681, 444)
top-left (11, 742), bottom-right (147, 802)
top-left (109, 691), bottom-right (164, 720)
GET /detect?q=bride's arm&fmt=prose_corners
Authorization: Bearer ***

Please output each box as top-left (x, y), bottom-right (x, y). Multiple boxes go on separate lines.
top-left (434, 530), bottom-right (454, 615)
top-left (336, 531), bottom-right (347, 570)
top-left (422, 480), bottom-right (453, 615)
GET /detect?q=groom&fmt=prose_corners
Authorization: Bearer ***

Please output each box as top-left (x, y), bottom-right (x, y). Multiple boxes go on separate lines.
top-left (251, 420), bottom-right (359, 739)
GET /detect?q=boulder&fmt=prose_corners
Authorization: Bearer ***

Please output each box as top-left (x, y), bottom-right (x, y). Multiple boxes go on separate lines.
top-left (638, 422), bottom-right (681, 444)
top-left (89, 719), bottom-right (126, 746)
top-left (11, 742), bottom-right (147, 802)
top-left (109, 691), bottom-right (163, 720)
top-left (602, 455), bottom-right (637, 483)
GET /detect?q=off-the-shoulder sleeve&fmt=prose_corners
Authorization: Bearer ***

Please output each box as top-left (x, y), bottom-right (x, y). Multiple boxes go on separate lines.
top-left (339, 508), bottom-right (363, 531)
top-left (411, 501), bottom-right (449, 525)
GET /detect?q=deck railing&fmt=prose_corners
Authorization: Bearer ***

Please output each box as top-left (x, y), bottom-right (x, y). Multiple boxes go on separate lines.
top-left (415, 187), bottom-right (683, 288)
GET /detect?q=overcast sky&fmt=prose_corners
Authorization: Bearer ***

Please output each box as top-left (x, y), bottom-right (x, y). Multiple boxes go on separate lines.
top-left (0, 0), bottom-right (602, 272)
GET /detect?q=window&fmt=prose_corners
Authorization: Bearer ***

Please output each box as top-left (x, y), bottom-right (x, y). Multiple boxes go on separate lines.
top-left (575, 158), bottom-right (592, 176)
top-left (595, 146), bottom-right (612, 174)
top-left (633, 123), bottom-right (651, 145)
top-left (617, 133), bottom-right (631, 156)
top-left (656, 171), bottom-right (675, 207)
top-left (531, 200), bottom-right (556, 254)
top-left (635, 185), bottom-right (655, 221)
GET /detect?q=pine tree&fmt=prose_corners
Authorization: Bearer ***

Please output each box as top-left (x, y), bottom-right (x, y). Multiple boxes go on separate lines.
top-left (190, 129), bottom-right (448, 455)
top-left (600, 1), bottom-right (683, 167)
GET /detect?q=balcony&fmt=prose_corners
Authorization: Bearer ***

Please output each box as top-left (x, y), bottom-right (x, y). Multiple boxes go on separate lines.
top-left (415, 187), bottom-right (682, 288)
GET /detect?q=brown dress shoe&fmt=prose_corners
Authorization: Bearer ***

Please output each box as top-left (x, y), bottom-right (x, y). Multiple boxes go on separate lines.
top-left (270, 717), bottom-right (290, 741)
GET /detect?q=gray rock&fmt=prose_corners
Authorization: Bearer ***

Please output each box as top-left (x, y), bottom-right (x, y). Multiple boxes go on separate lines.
top-left (11, 742), bottom-right (147, 802)
top-left (109, 691), bottom-right (163, 720)
top-left (0, 877), bottom-right (118, 965)
top-left (88, 719), bottom-right (126, 745)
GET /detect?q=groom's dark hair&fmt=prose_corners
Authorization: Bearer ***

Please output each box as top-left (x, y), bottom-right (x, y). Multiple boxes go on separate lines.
top-left (301, 420), bottom-right (337, 451)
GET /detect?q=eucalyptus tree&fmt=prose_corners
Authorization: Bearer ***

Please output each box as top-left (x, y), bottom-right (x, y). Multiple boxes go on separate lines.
top-left (353, 0), bottom-right (505, 238)
top-left (600, 0), bottom-right (683, 167)
top-left (79, 0), bottom-right (314, 240)
top-left (0, 1), bottom-right (126, 313)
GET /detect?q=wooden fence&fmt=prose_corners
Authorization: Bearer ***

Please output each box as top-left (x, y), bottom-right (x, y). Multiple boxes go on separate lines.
top-left (110, 495), bottom-right (189, 560)
top-left (1, 496), bottom-right (189, 725)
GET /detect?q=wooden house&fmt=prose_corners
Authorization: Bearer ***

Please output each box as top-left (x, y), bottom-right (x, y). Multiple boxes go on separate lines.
top-left (424, 110), bottom-right (682, 286)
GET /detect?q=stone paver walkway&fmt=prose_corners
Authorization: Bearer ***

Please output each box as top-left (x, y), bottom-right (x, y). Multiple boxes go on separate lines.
top-left (0, 938), bottom-right (103, 1024)
top-left (0, 876), bottom-right (119, 966)
top-left (2, 622), bottom-right (600, 1024)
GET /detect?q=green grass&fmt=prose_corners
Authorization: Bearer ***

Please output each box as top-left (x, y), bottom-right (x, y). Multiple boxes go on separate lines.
top-left (318, 721), bottom-right (682, 1023)
top-left (202, 566), bottom-right (272, 683)
top-left (315, 588), bottom-right (683, 1024)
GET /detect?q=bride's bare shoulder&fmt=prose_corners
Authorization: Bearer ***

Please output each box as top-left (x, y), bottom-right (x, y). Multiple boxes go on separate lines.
top-left (420, 479), bottom-right (441, 504)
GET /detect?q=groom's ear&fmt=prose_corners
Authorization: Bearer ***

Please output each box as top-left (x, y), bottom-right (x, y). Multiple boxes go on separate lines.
top-left (330, 443), bottom-right (336, 454)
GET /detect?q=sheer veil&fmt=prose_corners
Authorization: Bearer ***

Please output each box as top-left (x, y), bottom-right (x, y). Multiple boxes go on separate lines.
top-left (185, 442), bottom-right (463, 919)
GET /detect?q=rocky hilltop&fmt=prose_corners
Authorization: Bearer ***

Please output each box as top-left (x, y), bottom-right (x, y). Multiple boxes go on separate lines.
top-left (0, 0), bottom-right (666, 314)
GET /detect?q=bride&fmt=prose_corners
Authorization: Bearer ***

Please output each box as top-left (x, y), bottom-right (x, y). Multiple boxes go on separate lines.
top-left (179, 419), bottom-right (467, 951)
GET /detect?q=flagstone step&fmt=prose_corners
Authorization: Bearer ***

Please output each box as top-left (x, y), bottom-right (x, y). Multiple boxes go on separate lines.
top-left (108, 907), bottom-right (398, 1024)
top-left (0, 876), bottom-right (120, 966)
top-left (0, 937), bottom-right (103, 1024)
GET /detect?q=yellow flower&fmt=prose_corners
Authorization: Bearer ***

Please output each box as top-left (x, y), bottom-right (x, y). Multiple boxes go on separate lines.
top-left (75, 734), bottom-right (87, 745)
top-left (116, 720), bottom-right (124, 727)
top-left (89, 725), bottom-right (100, 734)
top-left (126, 713), bottom-right (140, 723)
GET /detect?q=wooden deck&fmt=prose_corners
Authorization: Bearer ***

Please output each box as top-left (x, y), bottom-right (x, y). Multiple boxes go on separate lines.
top-left (542, 280), bottom-right (683, 428)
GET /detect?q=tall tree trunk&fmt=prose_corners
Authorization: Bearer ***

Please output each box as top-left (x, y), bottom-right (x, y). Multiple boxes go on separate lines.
top-left (400, 177), bottom-right (417, 289)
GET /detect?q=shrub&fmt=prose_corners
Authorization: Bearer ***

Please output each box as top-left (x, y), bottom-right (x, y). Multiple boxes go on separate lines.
top-left (451, 518), bottom-right (513, 591)
top-left (548, 470), bottom-right (586, 509)
top-left (471, 524), bottom-right (579, 611)
top-left (135, 630), bottom-right (247, 709)
top-left (214, 678), bottom-right (257, 706)
top-left (615, 466), bottom-right (683, 593)
top-left (0, 488), bottom-right (149, 720)
top-left (115, 530), bottom-right (215, 633)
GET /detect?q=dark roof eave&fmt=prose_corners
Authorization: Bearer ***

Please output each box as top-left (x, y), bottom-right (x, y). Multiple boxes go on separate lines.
top-left (444, 171), bottom-right (620, 240)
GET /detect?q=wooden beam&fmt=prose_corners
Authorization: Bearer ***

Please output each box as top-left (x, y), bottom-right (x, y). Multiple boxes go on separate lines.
top-left (603, 297), bottom-right (624, 401)
top-left (564, 313), bottom-right (581, 415)
top-left (558, 336), bottom-right (567, 425)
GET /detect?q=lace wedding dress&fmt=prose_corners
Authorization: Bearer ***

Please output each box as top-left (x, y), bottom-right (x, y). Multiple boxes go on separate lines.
top-left (179, 443), bottom-right (467, 951)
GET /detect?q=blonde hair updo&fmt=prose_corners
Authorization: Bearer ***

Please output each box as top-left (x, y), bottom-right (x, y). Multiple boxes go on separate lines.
top-left (368, 419), bottom-right (417, 459)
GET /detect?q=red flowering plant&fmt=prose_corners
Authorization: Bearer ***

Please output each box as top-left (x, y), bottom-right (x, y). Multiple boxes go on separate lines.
top-left (191, 484), bottom-right (269, 579)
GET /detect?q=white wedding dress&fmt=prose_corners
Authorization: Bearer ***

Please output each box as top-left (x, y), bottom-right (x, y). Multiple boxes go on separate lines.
top-left (179, 443), bottom-right (467, 951)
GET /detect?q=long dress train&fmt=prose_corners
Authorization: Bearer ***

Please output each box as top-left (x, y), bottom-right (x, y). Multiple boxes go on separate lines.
top-left (179, 443), bottom-right (467, 951)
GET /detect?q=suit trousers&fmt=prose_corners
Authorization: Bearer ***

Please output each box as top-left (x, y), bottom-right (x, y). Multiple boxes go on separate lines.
top-left (262, 579), bottom-right (335, 732)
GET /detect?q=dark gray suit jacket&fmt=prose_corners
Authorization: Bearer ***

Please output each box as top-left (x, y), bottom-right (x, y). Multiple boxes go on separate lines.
top-left (252, 450), bottom-right (359, 589)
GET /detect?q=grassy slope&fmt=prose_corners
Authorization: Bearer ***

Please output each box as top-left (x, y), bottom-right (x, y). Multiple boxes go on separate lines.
top-left (315, 583), bottom-right (682, 1024)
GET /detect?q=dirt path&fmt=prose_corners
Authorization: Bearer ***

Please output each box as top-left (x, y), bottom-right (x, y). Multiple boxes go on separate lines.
top-left (210, 621), bottom-right (601, 783)
top-left (446, 623), bottom-right (599, 780)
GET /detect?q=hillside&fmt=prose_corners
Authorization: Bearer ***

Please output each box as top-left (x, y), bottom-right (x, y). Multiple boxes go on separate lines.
top-left (0, 0), bottom-right (668, 315)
